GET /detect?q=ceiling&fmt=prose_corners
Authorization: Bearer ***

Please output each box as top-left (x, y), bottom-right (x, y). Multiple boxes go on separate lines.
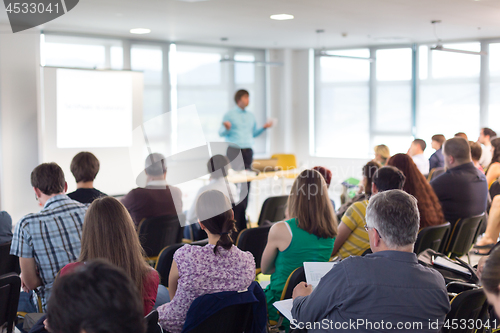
top-left (3, 0), bottom-right (500, 49)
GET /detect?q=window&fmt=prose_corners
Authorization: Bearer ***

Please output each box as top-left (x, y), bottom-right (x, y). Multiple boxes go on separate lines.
top-left (489, 43), bottom-right (500, 130)
top-left (315, 49), bottom-right (370, 158)
top-left (417, 43), bottom-right (480, 144)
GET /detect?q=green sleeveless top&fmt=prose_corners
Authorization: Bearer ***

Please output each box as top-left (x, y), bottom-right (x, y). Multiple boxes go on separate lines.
top-left (264, 218), bottom-right (335, 322)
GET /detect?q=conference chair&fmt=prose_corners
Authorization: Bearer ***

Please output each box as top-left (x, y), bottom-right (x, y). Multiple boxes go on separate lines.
top-left (236, 225), bottom-right (271, 274)
top-left (145, 310), bottom-right (163, 333)
top-left (271, 154), bottom-right (297, 171)
top-left (155, 240), bottom-right (208, 288)
top-left (0, 242), bottom-right (20, 276)
top-left (280, 267), bottom-right (306, 301)
top-left (442, 288), bottom-right (488, 333)
top-left (138, 214), bottom-right (186, 263)
top-left (0, 273), bottom-right (21, 333)
top-left (427, 167), bottom-right (445, 181)
top-left (413, 223), bottom-right (451, 255)
top-left (181, 281), bottom-right (266, 333)
top-left (442, 214), bottom-right (484, 263)
top-left (257, 195), bottom-right (288, 226)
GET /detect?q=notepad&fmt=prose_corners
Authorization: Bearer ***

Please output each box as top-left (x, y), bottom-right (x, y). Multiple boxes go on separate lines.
top-left (304, 261), bottom-right (337, 288)
top-left (433, 256), bottom-right (472, 276)
top-left (273, 299), bottom-right (294, 321)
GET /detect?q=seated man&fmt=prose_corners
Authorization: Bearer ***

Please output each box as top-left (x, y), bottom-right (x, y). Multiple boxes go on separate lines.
top-left (291, 190), bottom-right (450, 333)
top-left (408, 138), bottom-right (429, 175)
top-left (331, 166), bottom-right (406, 259)
top-left (429, 134), bottom-right (445, 170)
top-left (122, 153), bottom-right (183, 227)
top-left (67, 151), bottom-right (107, 204)
top-left (185, 154), bottom-right (239, 240)
top-left (431, 137), bottom-right (488, 227)
top-left (46, 259), bottom-right (145, 333)
top-left (10, 163), bottom-right (87, 311)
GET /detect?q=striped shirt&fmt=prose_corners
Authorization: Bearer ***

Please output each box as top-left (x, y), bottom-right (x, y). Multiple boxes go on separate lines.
top-left (338, 200), bottom-right (370, 259)
top-left (10, 194), bottom-right (87, 310)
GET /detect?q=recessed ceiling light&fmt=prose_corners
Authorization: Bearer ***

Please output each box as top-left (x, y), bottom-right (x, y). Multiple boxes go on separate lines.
top-left (270, 14), bottom-right (294, 20)
top-left (130, 28), bottom-right (151, 34)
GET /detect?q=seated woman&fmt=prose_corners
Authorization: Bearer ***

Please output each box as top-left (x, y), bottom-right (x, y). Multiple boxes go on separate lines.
top-left (374, 144), bottom-right (390, 166)
top-left (387, 154), bottom-right (445, 229)
top-left (336, 160), bottom-right (380, 219)
top-left (60, 196), bottom-right (159, 315)
top-left (157, 190), bottom-right (255, 333)
top-left (261, 169), bottom-right (338, 324)
top-left (486, 138), bottom-right (500, 188)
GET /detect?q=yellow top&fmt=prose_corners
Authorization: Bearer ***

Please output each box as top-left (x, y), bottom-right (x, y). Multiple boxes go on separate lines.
top-left (338, 200), bottom-right (370, 259)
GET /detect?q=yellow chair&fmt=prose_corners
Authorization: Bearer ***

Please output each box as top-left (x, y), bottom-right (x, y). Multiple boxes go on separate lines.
top-left (271, 154), bottom-right (297, 171)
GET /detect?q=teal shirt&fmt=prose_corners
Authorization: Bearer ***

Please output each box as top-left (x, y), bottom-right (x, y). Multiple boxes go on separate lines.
top-left (218, 107), bottom-right (266, 149)
top-left (264, 218), bottom-right (335, 323)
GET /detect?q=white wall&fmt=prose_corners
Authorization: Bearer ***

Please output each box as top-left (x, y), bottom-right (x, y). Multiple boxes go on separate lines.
top-left (0, 27), bottom-right (42, 223)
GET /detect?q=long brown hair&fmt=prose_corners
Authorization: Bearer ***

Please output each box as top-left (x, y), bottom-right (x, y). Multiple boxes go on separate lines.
top-left (488, 138), bottom-right (500, 170)
top-left (287, 169), bottom-right (338, 238)
top-left (78, 196), bottom-right (153, 297)
top-left (196, 190), bottom-right (236, 255)
top-left (387, 154), bottom-right (445, 228)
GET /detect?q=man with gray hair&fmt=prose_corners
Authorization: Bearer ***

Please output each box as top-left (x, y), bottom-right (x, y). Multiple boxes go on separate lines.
top-left (291, 190), bottom-right (450, 333)
top-left (122, 153), bottom-right (183, 227)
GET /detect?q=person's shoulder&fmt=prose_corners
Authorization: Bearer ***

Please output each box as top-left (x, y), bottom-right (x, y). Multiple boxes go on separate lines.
top-left (168, 185), bottom-right (182, 194)
top-left (173, 244), bottom-right (195, 260)
top-left (345, 201), bottom-right (367, 216)
top-left (60, 262), bottom-right (84, 276)
top-left (0, 211), bottom-right (12, 223)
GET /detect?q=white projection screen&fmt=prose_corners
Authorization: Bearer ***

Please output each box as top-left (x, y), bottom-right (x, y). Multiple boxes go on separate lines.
top-left (40, 67), bottom-right (144, 196)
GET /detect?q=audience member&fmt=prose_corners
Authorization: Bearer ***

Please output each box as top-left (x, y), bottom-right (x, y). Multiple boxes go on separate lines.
top-left (430, 137), bottom-right (488, 226)
top-left (0, 211), bottom-right (12, 244)
top-left (455, 132), bottom-right (469, 141)
top-left (47, 260), bottom-right (146, 333)
top-left (481, 246), bottom-right (500, 318)
top-left (373, 144), bottom-right (390, 166)
top-left (59, 196), bottom-right (159, 315)
top-left (10, 163), bottom-right (87, 311)
top-left (408, 139), bottom-right (429, 175)
top-left (312, 166), bottom-right (336, 211)
top-left (336, 161), bottom-right (380, 220)
top-left (429, 134), bottom-right (445, 170)
top-left (261, 169), bottom-right (337, 325)
top-left (479, 127), bottom-right (497, 168)
top-left (332, 166), bottom-right (405, 259)
top-left (486, 138), bottom-right (500, 188)
top-left (387, 154), bottom-right (445, 228)
top-left (158, 190), bottom-right (255, 333)
top-left (185, 155), bottom-right (238, 240)
top-left (67, 152), bottom-right (106, 204)
top-left (122, 153), bottom-right (183, 227)
top-left (469, 141), bottom-right (484, 173)
top-left (291, 190), bottom-right (450, 333)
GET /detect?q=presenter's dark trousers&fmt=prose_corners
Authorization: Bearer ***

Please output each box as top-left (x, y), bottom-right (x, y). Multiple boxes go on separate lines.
top-left (226, 147), bottom-right (253, 233)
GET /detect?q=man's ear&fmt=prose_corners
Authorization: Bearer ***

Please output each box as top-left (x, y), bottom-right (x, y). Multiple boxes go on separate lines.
top-left (64, 182), bottom-right (68, 193)
top-left (34, 187), bottom-right (42, 198)
top-left (371, 183), bottom-right (378, 194)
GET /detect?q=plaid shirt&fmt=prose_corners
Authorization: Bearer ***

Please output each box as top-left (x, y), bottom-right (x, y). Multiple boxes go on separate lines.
top-left (10, 194), bottom-right (87, 310)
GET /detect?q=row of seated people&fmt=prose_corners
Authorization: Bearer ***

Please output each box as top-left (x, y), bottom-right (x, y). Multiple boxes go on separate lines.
top-left (3, 135), bottom-right (496, 332)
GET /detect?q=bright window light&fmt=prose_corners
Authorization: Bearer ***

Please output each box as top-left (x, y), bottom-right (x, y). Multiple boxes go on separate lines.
top-left (130, 28), bottom-right (151, 35)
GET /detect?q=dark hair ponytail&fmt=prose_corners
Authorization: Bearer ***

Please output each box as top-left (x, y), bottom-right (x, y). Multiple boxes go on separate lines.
top-left (196, 190), bottom-right (237, 255)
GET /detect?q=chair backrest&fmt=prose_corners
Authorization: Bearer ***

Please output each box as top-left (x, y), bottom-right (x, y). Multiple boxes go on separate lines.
top-left (138, 214), bottom-right (186, 257)
top-left (145, 310), bottom-right (163, 333)
top-left (280, 266), bottom-right (306, 300)
top-left (414, 223), bottom-right (451, 255)
top-left (184, 302), bottom-right (253, 333)
top-left (0, 242), bottom-right (20, 276)
top-left (257, 195), bottom-right (288, 226)
top-left (236, 226), bottom-right (271, 269)
top-left (155, 243), bottom-right (185, 287)
top-left (270, 154), bottom-right (297, 171)
top-left (444, 214), bottom-right (484, 257)
top-left (155, 240), bottom-right (208, 287)
top-left (442, 288), bottom-right (487, 333)
top-left (428, 167), bottom-right (445, 181)
top-left (0, 273), bottom-right (21, 333)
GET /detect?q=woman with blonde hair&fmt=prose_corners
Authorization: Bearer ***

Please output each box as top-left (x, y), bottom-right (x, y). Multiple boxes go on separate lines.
top-left (261, 169), bottom-right (338, 325)
top-left (60, 196), bottom-right (159, 315)
top-left (374, 144), bottom-right (390, 166)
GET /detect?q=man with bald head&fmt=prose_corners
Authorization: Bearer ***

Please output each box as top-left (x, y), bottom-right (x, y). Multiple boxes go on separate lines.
top-left (430, 137), bottom-right (488, 226)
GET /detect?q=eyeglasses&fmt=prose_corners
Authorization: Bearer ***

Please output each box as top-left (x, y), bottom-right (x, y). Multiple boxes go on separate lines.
top-left (364, 225), bottom-right (382, 238)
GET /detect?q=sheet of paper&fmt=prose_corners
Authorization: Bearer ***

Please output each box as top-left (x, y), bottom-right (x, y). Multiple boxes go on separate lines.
top-left (433, 256), bottom-right (471, 276)
top-left (304, 262), bottom-right (337, 288)
top-left (273, 299), bottom-right (294, 321)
